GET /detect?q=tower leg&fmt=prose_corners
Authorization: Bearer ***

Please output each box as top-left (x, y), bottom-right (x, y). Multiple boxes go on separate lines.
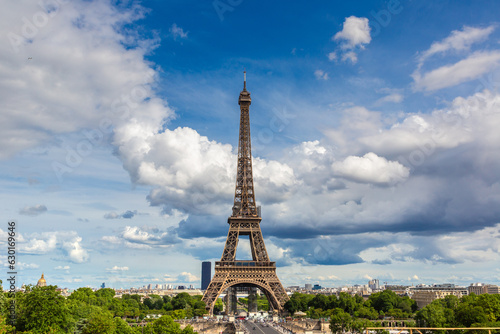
top-left (248, 287), bottom-right (258, 313)
top-left (227, 286), bottom-right (237, 315)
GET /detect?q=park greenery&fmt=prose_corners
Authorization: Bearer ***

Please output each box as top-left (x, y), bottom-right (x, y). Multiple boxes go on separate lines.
top-left (284, 291), bottom-right (500, 334)
top-left (238, 295), bottom-right (270, 311)
top-left (285, 290), bottom-right (417, 320)
top-left (1, 283), bottom-right (500, 334)
top-left (0, 284), bottom-right (204, 334)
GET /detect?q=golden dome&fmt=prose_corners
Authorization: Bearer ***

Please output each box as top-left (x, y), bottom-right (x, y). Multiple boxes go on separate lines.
top-left (37, 273), bottom-right (47, 287)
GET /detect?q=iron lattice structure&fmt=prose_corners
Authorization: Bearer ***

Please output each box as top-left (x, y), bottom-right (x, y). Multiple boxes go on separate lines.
top-left (202, 73), bottom-right (289, 314)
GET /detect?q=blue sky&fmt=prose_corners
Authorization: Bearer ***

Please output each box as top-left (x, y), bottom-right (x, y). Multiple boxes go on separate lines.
top-left (1, 0), bottom-right (500, 290)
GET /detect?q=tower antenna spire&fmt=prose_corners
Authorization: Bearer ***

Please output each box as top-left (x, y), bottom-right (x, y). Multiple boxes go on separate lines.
top-left (243, 69), bottom-right (246, 91)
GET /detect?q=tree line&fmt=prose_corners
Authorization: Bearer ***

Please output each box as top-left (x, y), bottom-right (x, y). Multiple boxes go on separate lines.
top-left (0, 284), bottom-right (206, 334)
top-left (415, 294), bottom-right (500, 331)
top-left (2, 284), bottom-right (500, 334)
top-left (285, 290), bottom-right (417, 320)
top-left (284, 291), bottom-right (500, 334)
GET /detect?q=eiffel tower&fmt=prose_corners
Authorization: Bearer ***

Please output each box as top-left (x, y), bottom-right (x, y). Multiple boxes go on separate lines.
top-left (202, 72), bottom-right (289, 314)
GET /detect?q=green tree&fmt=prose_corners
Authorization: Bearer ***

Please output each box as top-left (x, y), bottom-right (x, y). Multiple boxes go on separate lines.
top-left (455, 304), bottom-right (488, 327)
top-left (351, 318), bottom-right (373, 334)
top-left (172, 293), bottom-right (192, 310)
top-left (330, 308), bottom-right (352, 334)
top-left (81, 310), bottom-right (116, 334)
top-left (386, 308), bottom-right (404, 319)
top-left (442, 295), bottom-right (460, 310)
top-left (213, 299), bottom-right (223, 314)
top-left (192, 297), bottom-right (207, 317)
top-left (170, 309), bottom-right (187, 320)
top-left (114, 316), bottom-right (133, 334)
top-left (307, 308), bottom-right (324, 319)
top-left (151, 315), bottom-right (182, 334)
top-left (67, 299), bottom-right (104, 332)
top-left (284, 298), bottom-right (300, 315)
top-left (122, 298), bottom-right (141, 318)
top-left (309, 294), bottom-right (329, 310)
top-left (164, 301), bottom-right (174, 311)
top-left (109, 298), bottom-right (126, 317)
top-left (327, 294), bottom-right (340, 310)
top-left (144, 297), bottom-right (154, 310)
top-left (68, 287), bottom-right (97, 305)
top-left (398, 296), bottom-right (417, 314)
top-left (476, 294), bottom-right (500, 322)
top-left (369, 290), bottom-right (400, 313)
top-left (16, 285), bottom-right (69, 333)
top-left (284, 293), bottom-right (315, 313)
top-left (354, 306), bottom-right (378, 320)
top-left (338, 292), bottom-right (357, 314)
top-left (0, 289), bottom-right (6, 317)
top-left (415, 302), bottom-right (447, 330)
top-left (0, 314), bottom-right (15, 334)
top-left (95, 288), bottom-right (116, 307)
top-left (256, 296), bottom-right (269, 311)
top-left (181, 325), bottom-right (196, 334)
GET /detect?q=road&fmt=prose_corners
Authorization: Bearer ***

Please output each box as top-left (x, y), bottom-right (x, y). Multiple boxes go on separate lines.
top-left (241, 320), bottom-right (286, 334)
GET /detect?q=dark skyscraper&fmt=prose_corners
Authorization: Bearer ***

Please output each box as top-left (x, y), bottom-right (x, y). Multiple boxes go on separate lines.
top-left (201, 261), bottom-right (211, 290)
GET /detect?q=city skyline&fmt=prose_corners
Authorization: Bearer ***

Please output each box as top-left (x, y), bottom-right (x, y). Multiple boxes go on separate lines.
top-left (1, 0), bottom-right (500, 289)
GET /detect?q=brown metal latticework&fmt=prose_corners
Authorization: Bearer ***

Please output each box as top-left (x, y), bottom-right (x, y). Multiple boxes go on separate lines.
top-left (202, 72), bottom-right (289, 314)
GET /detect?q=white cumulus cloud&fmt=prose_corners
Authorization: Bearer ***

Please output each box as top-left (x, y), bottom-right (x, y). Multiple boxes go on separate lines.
top-left (413, 25), bottom-right (499, 91)
top-left (418, 25), bottom-right (496, 66)
top-left (0, 0), bottom-right (162, 159)
top-left (333, 16), bottom-right (371, 64)
top-left (332, 152), bottom-right (409, 185)
top-left (178, 272), bottom-right (199, 283)
top-left (334, 16), bottom-right (371, 48)
top-left (62, 236), bottom-right (89, 263)
top-left (413, 51), bottom-right (500, 91)
top-left (21, 231), bottom-right (89, 263)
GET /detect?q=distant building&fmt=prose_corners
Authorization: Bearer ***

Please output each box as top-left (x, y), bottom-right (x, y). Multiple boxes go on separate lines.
top-left (37, 273), bottom-right (47, 287)
top-left (368, 279), bottom-right (380, 290)
top-left (468, 283), bottom-right (487, 295)
top-left (487, 285), bottom-right (500, 294)
top-left (101, 282), bottom-right (105, 289)
top-left (411, 284), bottom-right (467, 309)
top-left (313, 284), bottom-right (322, 290)
top-left (201, 261), bottom-right (211, 290)
top-left (305, 284), bottom-right (312, 290)
top-left (470, 283), bottom-right (500, 295)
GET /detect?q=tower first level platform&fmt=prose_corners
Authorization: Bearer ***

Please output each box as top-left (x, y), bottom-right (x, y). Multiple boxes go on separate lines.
top-left (202, 216), bottom-right (288, 313)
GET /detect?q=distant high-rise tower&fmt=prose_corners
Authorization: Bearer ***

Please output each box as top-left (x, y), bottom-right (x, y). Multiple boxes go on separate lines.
top-left (201, 261), bottom-right (211, 290)
top-left (368, 279), bottom-right (380, 290)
